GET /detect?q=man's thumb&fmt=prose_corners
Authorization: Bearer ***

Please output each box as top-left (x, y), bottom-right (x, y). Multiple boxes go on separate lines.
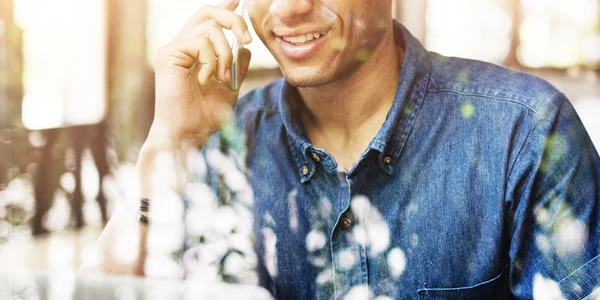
top-left (237, 47), bottom-right (252, 85)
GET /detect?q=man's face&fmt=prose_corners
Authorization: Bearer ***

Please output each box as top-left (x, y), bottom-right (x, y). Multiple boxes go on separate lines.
top-left (247, 0), bottom-right (391, 87)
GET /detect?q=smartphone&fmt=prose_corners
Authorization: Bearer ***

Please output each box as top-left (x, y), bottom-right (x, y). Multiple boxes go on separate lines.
top-left (230, 0), bottom-right (248, 91)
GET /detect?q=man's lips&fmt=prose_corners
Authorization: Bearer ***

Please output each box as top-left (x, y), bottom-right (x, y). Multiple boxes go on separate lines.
top-left (275, 30), bottom-right (330, 60)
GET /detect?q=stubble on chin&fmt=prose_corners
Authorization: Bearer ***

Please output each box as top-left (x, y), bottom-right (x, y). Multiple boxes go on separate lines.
top-left (281, 64), bottom-right (342, 88)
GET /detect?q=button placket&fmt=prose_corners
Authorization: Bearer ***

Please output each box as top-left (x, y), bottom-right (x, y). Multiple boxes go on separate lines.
top-left (311, 152), bottom-right (321, 163)
top-left (340, 216), bottom-right (353, 230)
top-left (301, 165), bottom-right (309, 176)
top-left (383, 156), bottom-right (393, 165)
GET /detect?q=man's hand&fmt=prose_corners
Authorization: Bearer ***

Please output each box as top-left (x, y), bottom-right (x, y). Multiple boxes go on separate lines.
top-left (150, 0), bottom-right (252, 149)
top-left (82, 0), bottom-right (253, 276)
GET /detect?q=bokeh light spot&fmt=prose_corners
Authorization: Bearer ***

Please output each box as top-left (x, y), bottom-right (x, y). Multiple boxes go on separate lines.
top-left (461, 103), bottom-right (475, 119)
top-left (355, 48), bottom-right (371, 62)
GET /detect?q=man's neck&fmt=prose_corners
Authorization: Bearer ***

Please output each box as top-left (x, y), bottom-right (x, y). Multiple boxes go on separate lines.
top-left (297, 30), bottom-right (404, 170)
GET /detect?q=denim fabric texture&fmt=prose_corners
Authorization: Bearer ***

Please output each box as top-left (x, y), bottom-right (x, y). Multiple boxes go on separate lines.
top-left (185, 21), bottom-right (600, 299)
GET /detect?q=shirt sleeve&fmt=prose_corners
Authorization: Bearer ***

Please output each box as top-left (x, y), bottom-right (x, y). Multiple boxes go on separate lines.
top-left (505, 92), bottom-right (600, 300)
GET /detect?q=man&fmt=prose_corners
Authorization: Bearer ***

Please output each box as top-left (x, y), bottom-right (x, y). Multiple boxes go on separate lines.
top-left (86, 0), bottom-right (600, 298)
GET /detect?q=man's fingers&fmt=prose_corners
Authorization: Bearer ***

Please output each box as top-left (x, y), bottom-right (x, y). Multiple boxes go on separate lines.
top-left (201, 22), bottom-right (233, 84)
top-left (195, 38), bottom-right (218, 85)
top-left (163, 37), bottom-right (217, 84)
top-left (217, 0), bottom-right (239, 11)
top-left (183, 4), bottom-right (252, 44)
top-left (174, 21), bottom-right (234, 85)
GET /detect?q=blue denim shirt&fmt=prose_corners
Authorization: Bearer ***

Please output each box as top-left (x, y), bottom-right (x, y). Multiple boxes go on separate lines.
top-left (184, 21), bottom-right (600, 299)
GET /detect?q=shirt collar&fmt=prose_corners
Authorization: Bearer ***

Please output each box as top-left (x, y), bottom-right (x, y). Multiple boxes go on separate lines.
top-left (278, 20), bottom-right (431, 182)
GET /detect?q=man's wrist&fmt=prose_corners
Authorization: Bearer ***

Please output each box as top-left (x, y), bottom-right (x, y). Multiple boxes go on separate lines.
top-left (145, 124), bottom-right (208, 151)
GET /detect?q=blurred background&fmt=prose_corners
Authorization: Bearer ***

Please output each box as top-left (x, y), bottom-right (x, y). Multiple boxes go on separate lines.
top-left (0, 0), bottom-right (599, 274)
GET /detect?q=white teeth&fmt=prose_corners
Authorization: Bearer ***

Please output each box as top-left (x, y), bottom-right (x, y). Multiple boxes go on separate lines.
top-left (282, 31), bottom-right (328, 45)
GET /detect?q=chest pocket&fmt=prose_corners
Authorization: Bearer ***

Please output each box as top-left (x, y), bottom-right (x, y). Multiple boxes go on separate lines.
top-left (417, 265), bottom-right (510, 300)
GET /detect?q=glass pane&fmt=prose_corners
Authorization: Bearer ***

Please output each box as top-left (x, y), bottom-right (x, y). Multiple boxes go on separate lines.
top-left (146, 0), bottom-right (278, 69)
top-left (519, 0), bottom-right (600, 68)
top-left (16, 0), bottom-right (107, 130)
top-left (425, 0), bottom-right (513, 64)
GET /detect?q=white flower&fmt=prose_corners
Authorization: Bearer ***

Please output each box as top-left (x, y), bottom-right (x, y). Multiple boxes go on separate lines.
top-left (288, 190), bottom-right (299, 232)
top-left (185, 184), bottom-right (217, 208)
top-left (227, 232), bottom-right (256, 258)
top-left (350, 195), bottom-right (390, 256)
top-left (318, 198), bottom-right (332, 217)
top-left (310, 257), bottom-right (326, 267)
top-left (223, 251), bottom-right (249, 275)
top-left (352, 226), bottom-right (368, 246)
top-left (206, 149), bottom-right (235, 174)
top-left (232, 203), bottom-right (254, 234)
top-left (224, 169), bottom-right (250, 193)
top-left (262, 228), bottom-right (278, 277)
top-left (344, 285), bottom-right (372, 300)
top-left (337, 249), bottom-right (357, 271)
top-left (237, 189), bottom-right (254, 205)
top-left (387, 248), bottom-right (406, 279)
top-left (535, 207), bottom-right (550, 225)
top-left (553, 218), bottom-right (588, 256)
top-left (183, 240), bottom-right (229, 269)
top-left (350, 195), bottom-right (371, 216)
top-left (535, 234), bottom-right (551, 254)
top-left (263, 212), bottom-right (275, 226)
top-left (186, 206), bottom-right (215, 236)
top-left (0, 176), bottom-right (35, 215)
top-left (306, 230), bottom-right (327, 252)
top-left (185, 147), bottom-right (207, 178)
top-left (316, 269), bottom-right (333, 285)
top-left (532, 273), bottom-right (565, 300)
top-left (367, 222), bottom-right (390, 256)
top-left (215, 206), bottom-right (239, 235)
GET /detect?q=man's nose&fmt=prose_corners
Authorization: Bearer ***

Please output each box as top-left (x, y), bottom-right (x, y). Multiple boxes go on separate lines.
top-left (269, 0), bottom-right (314, 21)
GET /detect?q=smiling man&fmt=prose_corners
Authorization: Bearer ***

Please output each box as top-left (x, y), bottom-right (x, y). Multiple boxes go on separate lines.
top-left (87, 0), bottom-right (600, 299)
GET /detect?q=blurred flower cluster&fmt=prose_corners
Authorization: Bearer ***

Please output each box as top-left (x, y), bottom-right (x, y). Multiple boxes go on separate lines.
top-left (175, 146), bottom-right (258, 284)
top-left (0, 175), bottom-right (35, 243)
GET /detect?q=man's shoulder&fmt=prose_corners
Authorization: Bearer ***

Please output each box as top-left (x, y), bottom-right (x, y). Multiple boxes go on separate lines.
top-left (426, 52), bottom-right (564, 114)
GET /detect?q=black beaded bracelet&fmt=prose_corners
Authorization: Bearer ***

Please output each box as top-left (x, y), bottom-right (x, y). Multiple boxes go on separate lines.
top-left (138, 214), bottom-right (149, 224)
top-left (138, 198), bottom-right (150, 224)
top-left (140, 198), bottom-right (150, 212)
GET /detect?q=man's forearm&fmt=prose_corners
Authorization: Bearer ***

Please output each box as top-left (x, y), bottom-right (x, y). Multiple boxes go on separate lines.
top-left (81, 135), bottom-right (194, 276)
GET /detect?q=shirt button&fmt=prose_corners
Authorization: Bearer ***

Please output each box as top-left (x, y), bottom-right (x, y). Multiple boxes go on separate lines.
top-left (383, 156), bottom-right (393, 165)
top-left (340, 217), bottom-right (353, 230)
top-left (310, 152), bottom-right (321, 163)
top-left (301, 165), bottom-right (309, 176)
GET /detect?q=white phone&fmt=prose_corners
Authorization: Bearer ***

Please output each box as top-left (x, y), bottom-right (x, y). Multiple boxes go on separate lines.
top-left (230, 0), bottom-right (248, 91)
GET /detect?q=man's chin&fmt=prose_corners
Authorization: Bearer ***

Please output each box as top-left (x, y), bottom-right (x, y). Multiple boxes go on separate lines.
top-left (281, 67), bottom-right (332, 88)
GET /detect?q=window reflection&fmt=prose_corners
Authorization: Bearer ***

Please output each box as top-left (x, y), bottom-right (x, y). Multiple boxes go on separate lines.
top-left (15, 0), bottom-right (107, 130)
top-left (426, 0), bottom-right (513, 63)
top-left (519, 0), bottom-right (600, 68)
